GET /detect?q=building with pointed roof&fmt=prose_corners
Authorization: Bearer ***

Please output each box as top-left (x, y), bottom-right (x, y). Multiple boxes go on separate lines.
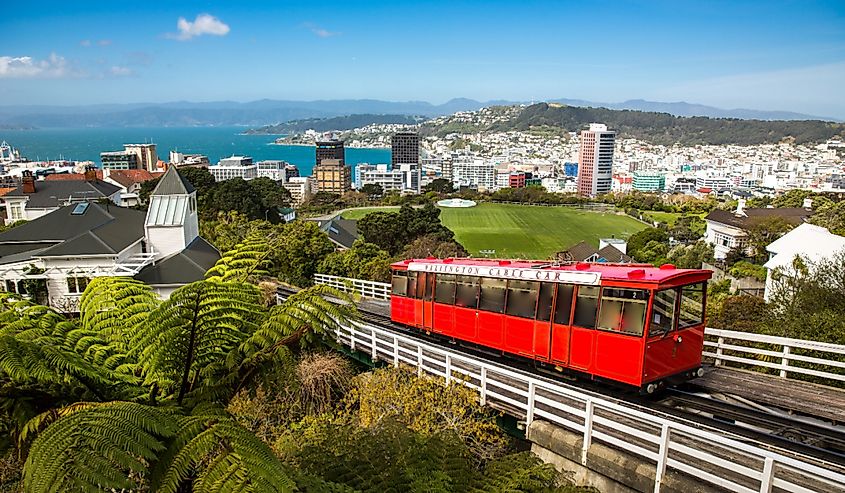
top-left (0, 167), bottom-right (219, 310)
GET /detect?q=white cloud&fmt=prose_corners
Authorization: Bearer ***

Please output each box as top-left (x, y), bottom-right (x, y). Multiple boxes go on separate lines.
top-left (304, 22), bottom-right (340, 38)
top-left (97, 39), bottom-right (112, 47)
top-left (169, 13), bottom-right (230, 41)
top-left (0, 54), bottom-right (71, 78)
top-left (80, 39), bottom-right (91, 47)
top-left (109, 66), bottom-right (133, 77)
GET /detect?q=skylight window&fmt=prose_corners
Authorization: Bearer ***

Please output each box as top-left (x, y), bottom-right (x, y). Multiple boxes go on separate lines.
top-left (71, 202), bottom-right (90, 215)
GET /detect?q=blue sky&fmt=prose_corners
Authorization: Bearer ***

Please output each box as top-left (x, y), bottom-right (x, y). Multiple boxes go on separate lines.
top-left (1, 0), bottom-right (844, 117)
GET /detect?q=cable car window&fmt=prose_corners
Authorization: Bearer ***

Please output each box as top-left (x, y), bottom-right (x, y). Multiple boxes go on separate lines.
top-left (391, 271), bottom-right (408, 296)
top-left (553, 284), bottom-right (575, 325)
top-left (435, 274), bottom-right (456, 304)
top-left (479, 278), bottom-right (507, 314)
top-left (649, 288), bottom-right (677, 337)
top-left (597, 288), bottom-right (649, 336)
top-left (679, 283), bottom-right (705, 328)
top-left (505, 280), bottom-right (539, 318)
top-left (455, 276), bottom-right (479, 309)
top-left (407, 272), bottom-right (418, 299)
top-left (536, 283), bottom-right (555, 322)
top-left (573, 286), bottom-right (600, 329)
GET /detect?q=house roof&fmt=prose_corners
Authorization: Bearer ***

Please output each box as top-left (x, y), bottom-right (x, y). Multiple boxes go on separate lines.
top-left (705, 207), bottom-right (812, 230)
top-left (45, 171), bottom-right (104, 181)
top-left (0, 187), bottom-right (16, 197)
top-left (107, 169), bottom-right (161, 188)
top-left (4, 179), bottom-right (121, 208)
top-left (0, 203), bottom-right (145, 263)
top-left (135, 237), bottom-right (220, 285)
top-left (151, 166), bottom-right (195, 195)
top-left (561, 240), bottom-right (598, 262)
top-left (323, 218), bottom-right (359, 249)
top-left (596, 245), bottom-right (633, 263)
top-left (764, 223), bottom-right (845, 271)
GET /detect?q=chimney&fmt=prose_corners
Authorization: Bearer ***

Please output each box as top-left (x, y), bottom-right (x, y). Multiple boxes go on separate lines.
top-left (21, 170), bottom-right (35, 194)
top-left (84, 166), bottom-right (98, 182)
top-left (803, 198), bottom-right (813, 210)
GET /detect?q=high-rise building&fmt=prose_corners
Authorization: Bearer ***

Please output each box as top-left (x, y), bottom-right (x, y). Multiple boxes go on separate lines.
top-left (314, 158), bottom-right (351, 194)
top-left (391, 132), bottom-right (420, 193)
top-left (632, 172), bottom-right (666, 192)
top-left (316, 140), bottom-right (345, 165)
top-left (451, 157), bottom-right (495, 191)
top-left (576, 124), bottom-right (615, 197)
top-left (101, 151), bottom-right (139, 170)
top-left (124, 144), bottom-right (159, 172)
top-left (209, 156), bottom-right (256, 182)
top-left (358, 163), bottom-right (404, 193)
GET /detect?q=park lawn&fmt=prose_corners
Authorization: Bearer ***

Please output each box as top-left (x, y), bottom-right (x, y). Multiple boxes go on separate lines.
top-left (340, 206), bottom-right (402, 220)
top-left (437, 203), bottom-right (647, 259)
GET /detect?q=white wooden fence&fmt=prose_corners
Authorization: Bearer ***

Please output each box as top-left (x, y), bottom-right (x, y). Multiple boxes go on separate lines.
top-left (329, 319), bottom-right (845, 493)
top-left (313, 274), bottom-right (845, 385)
top-left (704, 328), bottom-right (845, 383)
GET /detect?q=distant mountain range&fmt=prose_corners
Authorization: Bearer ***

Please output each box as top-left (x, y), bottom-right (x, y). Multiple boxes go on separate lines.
top-left (244, 114), bottom-right (425, 135)
top-left (0, 98), bottom-right (838, 129)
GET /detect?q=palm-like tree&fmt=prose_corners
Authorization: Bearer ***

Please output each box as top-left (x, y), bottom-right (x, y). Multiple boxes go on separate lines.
top-left (0, 234), bottom-right (356, 492)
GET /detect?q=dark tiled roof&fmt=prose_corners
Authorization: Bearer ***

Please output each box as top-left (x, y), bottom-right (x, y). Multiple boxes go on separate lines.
top-left (151, 166), bottom-right (195, 195)
top-left (705, 208), bottom-right (812, 230)
top-left (4, 180), bottom-right (121, 208)
top-left (0, 203), bottom-right (145, 261)
top-left (562, 240), bottom-right (598, 262)
top-left (135, 237), bottom-right (220, 285)
top-left (324, 218), bottom-right (359, 249)
top-left (596, 245), bottom-right (632, 263)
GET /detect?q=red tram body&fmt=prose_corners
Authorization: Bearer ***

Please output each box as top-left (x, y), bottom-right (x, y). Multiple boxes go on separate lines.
top-left (389, 258), bottom-right (712, 392)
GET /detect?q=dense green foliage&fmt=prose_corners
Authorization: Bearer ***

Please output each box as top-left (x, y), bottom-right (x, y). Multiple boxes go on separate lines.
top-left (357, 203), bottom-right (463, 255)
top-left (491, 186), bottom-right (585, 205)
top-left (140, 168), bottom-right (292, 222)
top-left (469, 103), bottom-right (845, 145)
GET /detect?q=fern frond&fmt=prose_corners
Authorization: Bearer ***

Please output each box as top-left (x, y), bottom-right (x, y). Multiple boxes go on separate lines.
top-left (205, 231), bottom-right (275, 283)
top-left (22, 401), bottom-right (178, 493)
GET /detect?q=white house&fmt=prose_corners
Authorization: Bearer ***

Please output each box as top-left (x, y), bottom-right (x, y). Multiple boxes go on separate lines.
top-left (3, 169), bottom-right (121, 225)
top-left (704, 199), bottom-right (813, 260)
top-left (763, 223), bottom-right (845, 301)
top-left (0, 167), bottom-right (220, 310)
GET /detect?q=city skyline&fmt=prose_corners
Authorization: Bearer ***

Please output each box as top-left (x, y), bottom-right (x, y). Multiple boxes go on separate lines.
top-left (1, 1), bottom-right (844, 118)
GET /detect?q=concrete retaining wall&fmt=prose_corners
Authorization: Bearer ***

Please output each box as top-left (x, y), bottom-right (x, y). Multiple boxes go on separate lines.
top-left (528, 420), bottom-right (725, 493)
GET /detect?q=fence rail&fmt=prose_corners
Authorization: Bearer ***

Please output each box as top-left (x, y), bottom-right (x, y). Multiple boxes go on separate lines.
top-left (324, 318), bottom-right (845, 493)
top-left (704, 328), bottom-right (845, 382)
top-left (314, 274), bottom-right (845, 386)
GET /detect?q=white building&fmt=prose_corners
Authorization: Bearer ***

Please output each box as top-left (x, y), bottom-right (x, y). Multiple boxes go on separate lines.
top-left (283, 176), bottom-right (314, 206)
top-left (256, 160), bottom-right (291, 182)
top-left (451, 157), bottom-right (495, 191)
top-left (695, 172), bottom-right (731, 190)
top-left (0, 166), bottom-right (220, 309)
top-left (763, 223), bottom-right (845, 301)
top-left (358, 164), bottom-right (404, 193)
top-left (3, 170), bottom-right (121, 225)
top-left (209, 156), bottom-right (257, 182)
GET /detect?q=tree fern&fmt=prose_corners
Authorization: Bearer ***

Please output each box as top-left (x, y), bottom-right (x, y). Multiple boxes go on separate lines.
top-left (22, 401), bottom-right (178, 493)
top-left (205, 231), bottom-right (275, 283)
top-left (131, 280), bottom-right (265, 404)
top-left (149, 406), bottom-right (295, 493)
top-left (79, 277), bottom-right (160, 350)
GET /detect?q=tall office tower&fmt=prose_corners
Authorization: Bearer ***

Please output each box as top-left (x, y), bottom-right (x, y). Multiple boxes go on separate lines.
top-left (124, 143), bottom-right (159, 172)
top-left (314, 158), bottom-right (351, 194)
top-left (576, 123), bottom-right (615, 197)
top-left (316, 140), bottom-right (345, 166)
top-left (391, 131), bottom-right (420, 193)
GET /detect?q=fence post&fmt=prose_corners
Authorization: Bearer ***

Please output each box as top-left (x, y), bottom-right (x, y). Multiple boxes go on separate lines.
top-left (371, 329), bottom-right (378, 361)
top-left (417, 345), bottom-right (423, 376)
top-left (445, 354), bottom-right (451, 385)
top-left (715, 337), bottom-right (725, 367)
top-left (581, 399), bottom-right (594, 465)
top-left (654, 424), bottom-right (670, 493)
top-left (780, 346), bottom-right (791, 379)
top-left (393, 336), bottom-right (399, 367)
top-left (759, 457), bottom-right (775, 493)
top-left (349, 322), bottom-right (356, 352)
top-left (526, 382), bottom-right (536, 428)
top-left (480, 367), bottom-right (487, 406)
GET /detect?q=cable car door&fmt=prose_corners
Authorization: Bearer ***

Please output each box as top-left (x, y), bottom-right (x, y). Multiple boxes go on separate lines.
top-left (421, 273), bottom-right (435, 330)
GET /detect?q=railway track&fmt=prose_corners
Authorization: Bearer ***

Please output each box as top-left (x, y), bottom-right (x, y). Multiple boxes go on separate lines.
top-left (279, 287), bottom-right (845, 471)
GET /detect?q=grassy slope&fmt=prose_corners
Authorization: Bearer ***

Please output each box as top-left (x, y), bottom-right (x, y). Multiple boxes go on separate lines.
top-left (438, 203), bottom-right (646, 259)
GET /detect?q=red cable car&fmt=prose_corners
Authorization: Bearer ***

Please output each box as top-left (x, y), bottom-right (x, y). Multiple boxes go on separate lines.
top-left (389, 258), bottom-right (712, 393)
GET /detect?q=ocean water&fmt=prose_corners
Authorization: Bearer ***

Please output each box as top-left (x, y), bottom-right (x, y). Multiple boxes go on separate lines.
top-left (0, 127), bottom-right (391, 176)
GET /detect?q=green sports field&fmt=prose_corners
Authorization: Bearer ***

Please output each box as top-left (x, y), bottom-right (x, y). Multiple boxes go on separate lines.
top-left (340, 203), bottom-right (647, 258)
top-left (437, 203), bottom-right (647, 259)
